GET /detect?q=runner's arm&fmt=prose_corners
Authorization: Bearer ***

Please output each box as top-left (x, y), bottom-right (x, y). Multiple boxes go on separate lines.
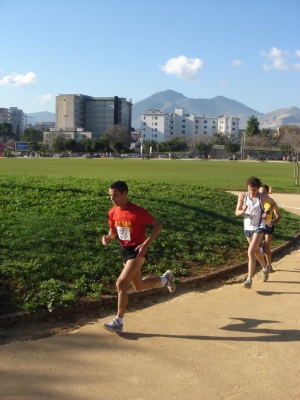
top-left (235, 193), bottom-right (247, 216)
top-left (102, 227), bottom-right (118, 245)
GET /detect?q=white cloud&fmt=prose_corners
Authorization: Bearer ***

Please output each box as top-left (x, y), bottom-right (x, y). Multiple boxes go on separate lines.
top-left (220, 80), bottom-right (228, 86)
top-left (232, 59), bottom-right (245, 67)
top-left (261, 47), bottom-right (291, 70)
top-left (295, 50), bottom-right (300, 58)
top-left (292, 63), bottom-right (300, 72)
top-left (160, 55), bottom-right (204, 82)
top-left (0, 72), bottom-right (38, 87)
top-left (36, 94), bottom-right (52, 104)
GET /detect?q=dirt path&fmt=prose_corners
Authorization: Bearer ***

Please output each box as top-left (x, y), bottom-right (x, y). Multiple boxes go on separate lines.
top-left (0, 196), bottom-right (299, 400)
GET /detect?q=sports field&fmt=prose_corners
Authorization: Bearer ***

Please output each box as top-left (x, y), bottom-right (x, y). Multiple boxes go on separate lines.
top-left (1, 158), bottom-right (299, 313)
top-left (1, 158), bottom-right (299, 192)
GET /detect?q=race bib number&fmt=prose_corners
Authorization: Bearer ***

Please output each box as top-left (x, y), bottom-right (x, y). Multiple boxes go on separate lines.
top-left (116, 226), bottom-right (131, 241)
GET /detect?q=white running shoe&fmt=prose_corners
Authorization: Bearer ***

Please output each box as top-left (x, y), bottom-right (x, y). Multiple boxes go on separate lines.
top-left (242, 279), bottom-right (252, 289)
top-left (104, 318), bottom-right (123, 333)
top-left (163, 270), bottom-right (176, 293)
top-left (262, 268), bottom-right (269, 282)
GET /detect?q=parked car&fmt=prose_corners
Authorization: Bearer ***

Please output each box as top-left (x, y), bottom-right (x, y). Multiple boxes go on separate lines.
top-left (158, 154), bottom-right (168, 158)
top-left (246, 157), bottom-right (256, 160)
top-left (179, 155), bottom-right (190, 159)
top-left (121, 154), bottom-right (130, 158)
top-left (82, 154), bottom-right (92, 158)
top-left (53, 154), bottom-right (61, 158)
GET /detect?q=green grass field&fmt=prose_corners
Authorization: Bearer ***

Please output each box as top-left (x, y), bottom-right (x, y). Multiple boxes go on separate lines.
top-left (1, 158), bottom-right (299, 192)
top-left (0, 158), bottom-right (299, 313)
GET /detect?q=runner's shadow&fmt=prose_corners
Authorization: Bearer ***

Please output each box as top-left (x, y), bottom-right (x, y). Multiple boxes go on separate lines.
top-left (256, 291), bottom-right (300, 296)
top-left (121, 318), bottom-right (300, 343)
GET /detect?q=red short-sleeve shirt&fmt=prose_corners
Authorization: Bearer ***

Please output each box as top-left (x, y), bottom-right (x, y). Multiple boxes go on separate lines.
top-left (108, 201), bottom-right (154, 247)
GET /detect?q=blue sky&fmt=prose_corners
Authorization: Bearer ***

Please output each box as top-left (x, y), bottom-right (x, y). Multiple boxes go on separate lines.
top-left (0, 0), bottom-right (299, 115)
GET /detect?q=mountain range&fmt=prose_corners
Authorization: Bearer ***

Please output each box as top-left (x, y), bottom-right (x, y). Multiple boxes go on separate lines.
top-left (28, 90), bottom-right (300, 130)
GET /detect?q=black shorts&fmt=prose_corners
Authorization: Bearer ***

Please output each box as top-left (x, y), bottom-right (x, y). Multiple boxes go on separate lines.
top-left (120, 245), bottom-right (147, 263)
top-left (265, 225), bottom-right (275, 235)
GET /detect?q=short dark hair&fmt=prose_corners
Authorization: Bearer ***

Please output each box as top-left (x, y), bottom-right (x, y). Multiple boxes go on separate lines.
top-left (246, 176), bottom-right (262, 188)
top-left (260, 184), bottom-right (269, 193)
top-left (109, 180), bottom-right (128, 194)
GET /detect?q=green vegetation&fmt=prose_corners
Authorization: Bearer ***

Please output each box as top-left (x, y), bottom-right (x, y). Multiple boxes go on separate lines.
top-left (0, 161), bottom-right (299, 313)
top-left (0, 158), bottom-right (299, 192)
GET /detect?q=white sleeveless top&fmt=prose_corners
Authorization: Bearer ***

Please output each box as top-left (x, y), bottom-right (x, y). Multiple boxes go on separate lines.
top-left (243, 192), bottom-right (265, 231)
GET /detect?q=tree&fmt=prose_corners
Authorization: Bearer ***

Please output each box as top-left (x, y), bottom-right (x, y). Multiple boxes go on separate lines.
top-left (111, 141), bottom-right (124, 155)
top-left (245, 115), bottom-right (260, 136)
top-left (224, 141), bottom-right (240, 154)
top-left (142, 140), bottom-right (158, 154)
top-left (80, 138), bottom-right (94, 152)
top-left (0, 122), bottom-right (14, 140)
top-left (20, 128), bottom-right (43, 142)
top-left (52, 133), bottom-right (66, 152)
top-left (105, 125), bottom-right (130, 147)
top-left (28, 141), bottom-right (40, 152)
top-left (156, 142), bottom-right (168, 152)
top-left (195, 141), bottom-right (212, 157)
top-left (279, 124), bottom-right (300, 185)
top-left (167, 137), bottom-right (187, 152)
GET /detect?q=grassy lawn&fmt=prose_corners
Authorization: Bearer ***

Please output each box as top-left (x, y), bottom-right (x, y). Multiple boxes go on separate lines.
top-left (1, 158), bottom-right (299, 192)
top-left (0, 159), bottom-right (299, 313)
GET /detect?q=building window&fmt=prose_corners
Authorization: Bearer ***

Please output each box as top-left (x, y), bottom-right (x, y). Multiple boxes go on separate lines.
top-left (196, 125), bottom-right (198, 129)
top-left (143, 116), bottom-right (146, 120)
top-left (232, 128), bottom-right (235, 130)
top-left (154, 128), bottom-right (157, 131)
top-left (182, 125), bottom-right (185, 128)
top-left (154, 134), bottom-right (157, 137)
top-left (143, 134), bottom-right (145, 138)
top-left (155, 123), bottom-right (158, 125)
top-left (171, 121), bottom-right (173, 123)
top-left (155, 117), bottom-right (158, 120)
top-left (196, 120), bottom-right (198, 123)
top-left (204, 131), bottom-right (207, 134)
top-left (213, 120), bottom-right (216, 123)
top-left (204, 120), bottom-right (207, 123)
top-left (195, 131), bottom-right (198, 134)
top-left (204, 126), bottom-right (207, 128)
top-left (233, 122), bottom-right (235, 125)
top-left (212, 126), bottom-right (215, 129)
top-left (182, 131), bottom-right (185, 134)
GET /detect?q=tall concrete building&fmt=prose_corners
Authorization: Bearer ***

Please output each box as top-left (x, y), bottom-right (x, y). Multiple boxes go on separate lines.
top-left (141, 108), bottom-right (239, 143)
top-left (55, 94), bottom-right (132, 144)
top-left (5, 107), bottom-right (24, 133)
top-left (0, 108), bottom-right (10, 124)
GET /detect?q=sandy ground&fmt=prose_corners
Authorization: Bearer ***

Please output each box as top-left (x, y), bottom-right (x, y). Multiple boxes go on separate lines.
top-left (0, 194), bottom-right (299, 400)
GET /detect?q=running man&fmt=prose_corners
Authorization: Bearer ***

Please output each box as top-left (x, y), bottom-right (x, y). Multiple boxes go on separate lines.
top-left (259, 184), bottom-right (281, 272)
top-left (235, 176), bottom-right (277, 288)
top-left (102, 180), bottom-right (176, 333)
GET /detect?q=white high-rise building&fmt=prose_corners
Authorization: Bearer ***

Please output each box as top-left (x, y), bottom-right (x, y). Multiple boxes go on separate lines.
top-left (141, 108), bottom-right (239, 143)
top-left (9, 107), bottom-right (24, 133)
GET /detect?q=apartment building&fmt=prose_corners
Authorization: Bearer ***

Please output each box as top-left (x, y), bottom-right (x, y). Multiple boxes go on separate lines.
top-left (0, 107), bottom-right (25, 133)
top-left (141, 108), bottom-right (239, 143)
top-left (0, 108), bottom-right (10, 124)
top-left (55, 94), bottom-right (132, 144)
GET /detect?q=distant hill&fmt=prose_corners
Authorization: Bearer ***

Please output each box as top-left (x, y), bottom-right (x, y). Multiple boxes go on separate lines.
top-left (27, 111), bottom-right (55, 124)
top-left (27, 94), bottom-right (300, 131)
top-left (258, 107), bottom-right (300, 129)
top-left (132, 90), bottom-right (263, 129)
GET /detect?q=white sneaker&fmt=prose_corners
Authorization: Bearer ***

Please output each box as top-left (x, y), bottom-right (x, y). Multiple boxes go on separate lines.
top-left (104, 318), bottom-right (123, 333)
top-left (242, 279), bottom-right (252, 289)
top-left (163, 270), bottom-right (176, 293)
